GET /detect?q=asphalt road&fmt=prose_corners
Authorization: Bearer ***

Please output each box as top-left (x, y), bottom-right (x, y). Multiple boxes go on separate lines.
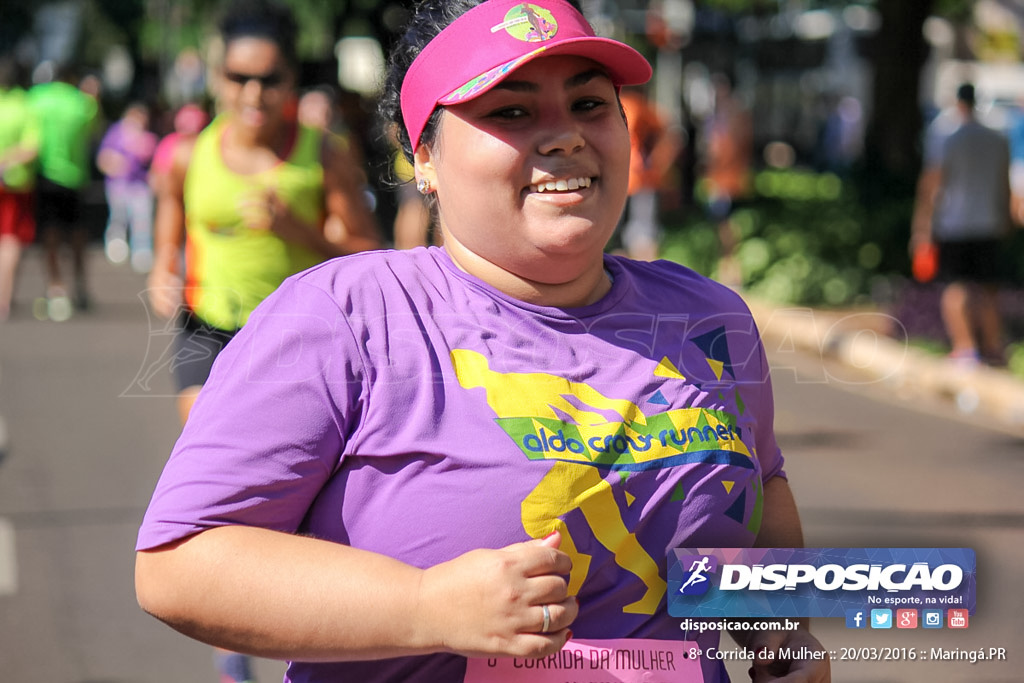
top-left (746, 342), bottom-right (1023, 683)
top-left (0, 247), bottom-right (1020, 682)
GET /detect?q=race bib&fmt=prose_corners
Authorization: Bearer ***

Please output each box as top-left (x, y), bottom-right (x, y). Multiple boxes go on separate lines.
top-left (464, 638), bottom-right (704, 682)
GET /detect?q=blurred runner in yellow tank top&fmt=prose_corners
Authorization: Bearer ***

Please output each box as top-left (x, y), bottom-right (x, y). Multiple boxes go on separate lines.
top-left (148, 0), bottom-right (382, 427)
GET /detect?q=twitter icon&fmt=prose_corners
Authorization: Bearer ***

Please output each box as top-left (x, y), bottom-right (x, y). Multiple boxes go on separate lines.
top-left (870, 609), bottom-right (892, 629)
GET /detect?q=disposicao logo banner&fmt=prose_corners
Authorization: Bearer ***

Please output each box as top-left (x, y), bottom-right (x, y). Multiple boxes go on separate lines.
top-left (668, 548), bottom-right (976, 618)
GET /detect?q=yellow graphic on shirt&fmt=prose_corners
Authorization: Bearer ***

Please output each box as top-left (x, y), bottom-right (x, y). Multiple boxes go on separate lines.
top-left (451, 349), bottom-right (758, 616)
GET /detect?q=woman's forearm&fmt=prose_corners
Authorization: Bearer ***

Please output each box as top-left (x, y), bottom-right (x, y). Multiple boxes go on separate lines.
top-left (135, 525), bottom-right (432, 662)
top-left (136, 525), bottom-right (576, 663)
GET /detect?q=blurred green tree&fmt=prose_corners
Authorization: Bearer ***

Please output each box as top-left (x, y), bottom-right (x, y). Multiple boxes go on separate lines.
top-left (13, 0), bottom-right (978, 177)
top-left (132, 0), bottom-right (409, 67)
top-left (696, 0), bottom-right (972, 185)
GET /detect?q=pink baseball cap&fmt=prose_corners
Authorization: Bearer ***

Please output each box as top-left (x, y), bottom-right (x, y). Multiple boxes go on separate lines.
top-left (400, 0), bottom-right (652, 149)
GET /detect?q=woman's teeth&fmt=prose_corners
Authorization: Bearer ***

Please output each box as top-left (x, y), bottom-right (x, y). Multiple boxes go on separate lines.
top-left (531, 177), bottom-right (592, 193)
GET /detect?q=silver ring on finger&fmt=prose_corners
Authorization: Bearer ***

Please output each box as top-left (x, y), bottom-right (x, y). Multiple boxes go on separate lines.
top-left (541, 604), bottom-right (551, 634)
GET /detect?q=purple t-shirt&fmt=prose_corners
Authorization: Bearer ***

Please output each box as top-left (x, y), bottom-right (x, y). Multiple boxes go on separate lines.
top-left (98, 119), bottom-right (156, 187)
top-left (137, 247), bottom-right (785, 683)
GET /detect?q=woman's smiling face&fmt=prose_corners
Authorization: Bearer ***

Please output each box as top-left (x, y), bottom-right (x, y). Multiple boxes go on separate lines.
top-left (417, 55), bottom-right (631, 297)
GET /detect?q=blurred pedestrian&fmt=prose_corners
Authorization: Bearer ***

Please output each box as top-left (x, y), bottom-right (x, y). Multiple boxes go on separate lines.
top-left (27, 64), bottom-right (99, 319)
top-left (0, 57), bottom-right (40, 321)
top-left (145, 2), bottom-right (380, 676)
top-left (703, 72), bottom-right (752, 287)
top-left (618, 86), bottom-right (682, 261)
top-left (1006, 95), bottom-right (1024, 226)
top-left (135, 2), bottom-right (828, 683)
top-left (164, 47), bottom-right (206, 108)
top-left (297, 85), bottom-right (340, 137)
top-left (816, 93), bottom-right (863, 177)
top-left (97, 101), bottom-right (158, 273)
top-left (911, 82), bottom-right (1013, 366)
top-left (298, 84), bottom-right (380, 242)
top-left (147, 102), bottom-right (209, 199)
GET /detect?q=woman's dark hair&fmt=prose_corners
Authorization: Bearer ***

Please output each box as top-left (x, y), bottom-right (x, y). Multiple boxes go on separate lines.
top-left (378, 0), bottom-right (583, 167)
top-left (218, 0), bottom-right (299, 70)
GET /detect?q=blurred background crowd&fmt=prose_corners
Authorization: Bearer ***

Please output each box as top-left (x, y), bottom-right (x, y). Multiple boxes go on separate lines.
top-left (3, 0), bottom-right (1024, 374)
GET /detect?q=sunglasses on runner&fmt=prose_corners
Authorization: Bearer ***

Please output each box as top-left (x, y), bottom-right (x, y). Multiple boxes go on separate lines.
top-left (223, 69), bottom-right (286, 88)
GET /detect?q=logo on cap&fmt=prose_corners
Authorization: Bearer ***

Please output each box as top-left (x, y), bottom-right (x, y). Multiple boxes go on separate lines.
top-left (490, 4), bottom-right (559, 42)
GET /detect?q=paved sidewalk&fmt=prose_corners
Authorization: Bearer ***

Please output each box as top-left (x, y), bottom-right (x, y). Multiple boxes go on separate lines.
top-left (745, 298), bottom-right (1024, 434)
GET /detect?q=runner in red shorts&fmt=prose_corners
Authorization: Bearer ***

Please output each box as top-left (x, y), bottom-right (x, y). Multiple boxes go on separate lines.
top-left (0, 57), bottom-right (40, 321)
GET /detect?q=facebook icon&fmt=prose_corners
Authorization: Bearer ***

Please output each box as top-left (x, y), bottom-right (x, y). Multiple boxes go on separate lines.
top-left (845, 609), bottom-right (866, 629)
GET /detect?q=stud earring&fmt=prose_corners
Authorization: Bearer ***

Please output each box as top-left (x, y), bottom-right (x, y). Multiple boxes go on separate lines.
top-left (416, 178), bottom-right (432, 195)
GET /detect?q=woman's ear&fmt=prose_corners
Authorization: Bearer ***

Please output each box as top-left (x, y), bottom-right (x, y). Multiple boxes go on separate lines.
top-left (413, 143), bottom-right (438, 193)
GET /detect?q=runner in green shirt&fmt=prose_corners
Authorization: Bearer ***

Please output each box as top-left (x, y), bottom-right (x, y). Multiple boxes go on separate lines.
top-left (28, 65), bottom-right (99, 318)
top-left (0, 57), bottom-right (40, 321)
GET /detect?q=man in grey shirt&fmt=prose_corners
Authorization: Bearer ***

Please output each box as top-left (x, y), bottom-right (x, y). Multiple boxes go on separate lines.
top-left (911, 82), bottom-right (1012, 365)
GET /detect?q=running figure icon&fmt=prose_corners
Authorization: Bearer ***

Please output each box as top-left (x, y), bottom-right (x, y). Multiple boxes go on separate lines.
top-left (679, 556), bottom-right (712, 593)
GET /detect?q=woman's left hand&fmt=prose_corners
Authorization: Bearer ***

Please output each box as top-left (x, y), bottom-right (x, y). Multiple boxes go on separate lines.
top-left (746, 628), bottom-right (831, 682)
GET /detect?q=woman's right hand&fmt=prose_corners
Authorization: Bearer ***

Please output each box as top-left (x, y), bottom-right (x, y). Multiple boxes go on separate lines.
top-left (147, 266), bottom-right (184, 320)
top-left (415, 530), bottom-right (578, 660)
